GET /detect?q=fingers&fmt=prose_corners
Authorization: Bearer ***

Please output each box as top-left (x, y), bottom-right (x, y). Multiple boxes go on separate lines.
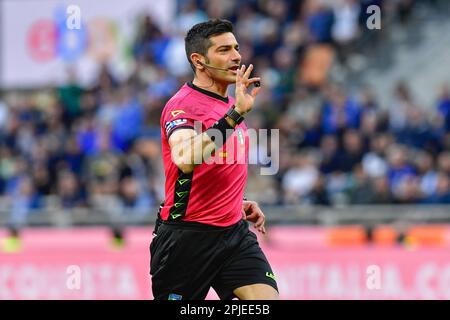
top-left (254, 215), bottom-right (265, 229)
top-left (241, 64), bottom-right (254, 90)
top-left (237, 64), bottom-right (247, 80)
top-left (246, 77), bottom-right (261, 87)
top-left (238, 64), bottom-right (255, 84)
top-left (242, 209), bottom-right (247, 220)
top-left (235, 65), bottom-right (243, 85)
top-left (255, 217), bottom-right (266, 234)
top-left (244, 202), bottom-right (262, 219)
top-left (241, 64), bottom-right (246, 74)
top-left (258, 225), bottom-right (266, 234)
top-left (253, 206), bottom-right (265, 233)
top-left (235, 66), bottom-right (247, 94)
top-left (243, 64), bottom-right (253, 80)
top-left (245, 211), bottom-right (259, 221)
top-left (242, 201), bottom-right (266, 234)
top-left (237, 64), bottom-right (261, 98)
top-left (246, 213), bottom-right (265, 234)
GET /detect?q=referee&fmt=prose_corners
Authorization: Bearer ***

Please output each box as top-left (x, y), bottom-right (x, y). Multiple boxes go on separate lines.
top-left (150, 19), bottom-right (279, 300)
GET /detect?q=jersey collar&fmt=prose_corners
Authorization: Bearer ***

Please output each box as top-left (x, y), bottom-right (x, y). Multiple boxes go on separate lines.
top-left (188, 82), bottom-right (229, 104)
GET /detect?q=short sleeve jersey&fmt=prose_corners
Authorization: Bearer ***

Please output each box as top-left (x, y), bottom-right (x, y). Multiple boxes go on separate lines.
top-left (160, 82), bottom-right (249, 227)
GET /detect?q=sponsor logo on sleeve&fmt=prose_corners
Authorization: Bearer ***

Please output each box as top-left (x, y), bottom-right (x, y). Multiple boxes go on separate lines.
top-left (171, 110), bottom-right (186, 117)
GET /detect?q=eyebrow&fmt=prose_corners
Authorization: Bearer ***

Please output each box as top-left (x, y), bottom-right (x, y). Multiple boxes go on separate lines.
top-left (216, 44), bottom-right (239, 50)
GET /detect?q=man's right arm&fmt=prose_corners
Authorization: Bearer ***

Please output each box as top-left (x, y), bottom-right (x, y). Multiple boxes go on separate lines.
top-left (168, 116), bottom-right (238, 174)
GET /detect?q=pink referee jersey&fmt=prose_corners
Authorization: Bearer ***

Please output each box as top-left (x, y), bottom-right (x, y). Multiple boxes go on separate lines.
top-left (159, 82), bottom-right (248, 227)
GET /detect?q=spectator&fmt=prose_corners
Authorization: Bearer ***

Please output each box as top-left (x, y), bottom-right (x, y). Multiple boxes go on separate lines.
top-left (337, 129), bottom-right (365, 172)
top-left (305, 174), bottom-right (331, 205)
top-left (2, 0), bottom-right (450, 226)
top-left (319, 134), bottom-right (340, 174)
top-left (332, 0), bottom-right (361, 63)
top-left (8, 177), bottom-right (42, 227)
top-left (56, 171), bottom-right (87, 209)
top-left (305, 0), bottom-right (335, 43)
top-left (422, 172), bottom-right (450, 204)
top-left (386, 145), bottom-right (416, 196)
top-left (349, 164), bottom-right (374, 204)
top-left (282, 152), bottom-right (319, 204)
top-left (118, 176), bottom-right (153, 216)
top-left (362, 133), bottom-right (390, 178)
top-left (437, 84), bottom-right (450, 131)
top-left (415, 151), bottom-right (438, 197)
top-left (321, 85), bottom-right (361, 134)
top-left (370, 176), bottom-right (394, 204)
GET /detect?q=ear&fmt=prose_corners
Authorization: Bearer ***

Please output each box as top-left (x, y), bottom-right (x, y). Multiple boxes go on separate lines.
top-left (190, 53), bottom-right (205, 70)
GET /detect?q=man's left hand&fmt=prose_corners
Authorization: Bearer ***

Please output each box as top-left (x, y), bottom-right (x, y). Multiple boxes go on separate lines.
top-left (242, 200), bottom-right (266, 234)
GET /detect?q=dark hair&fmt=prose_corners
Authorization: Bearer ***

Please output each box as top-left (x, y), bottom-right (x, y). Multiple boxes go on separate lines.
top-left (185, 19), bottom-right (234, 73)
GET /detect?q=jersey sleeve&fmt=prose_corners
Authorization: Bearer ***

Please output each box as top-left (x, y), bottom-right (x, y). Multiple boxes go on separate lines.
top-left (162, 106), bottom-right (196, 139)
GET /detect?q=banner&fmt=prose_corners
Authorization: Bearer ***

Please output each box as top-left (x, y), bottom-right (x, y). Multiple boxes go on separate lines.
top-left (1, 227), bottom-right (450, 299)
top-left (0, 0), bottom-right (175, 88)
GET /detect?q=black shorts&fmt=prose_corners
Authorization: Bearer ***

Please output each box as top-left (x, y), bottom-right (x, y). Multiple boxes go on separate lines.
top-left (150, 219), bottom-right (278, 300)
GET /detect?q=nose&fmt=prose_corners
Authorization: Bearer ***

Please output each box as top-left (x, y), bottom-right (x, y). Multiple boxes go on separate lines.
top-left (232, 48), bottom-right (241, 63)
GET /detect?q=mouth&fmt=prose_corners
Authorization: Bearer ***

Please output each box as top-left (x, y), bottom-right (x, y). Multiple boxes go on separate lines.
top-left (228, 65), bottom-right (239, 74)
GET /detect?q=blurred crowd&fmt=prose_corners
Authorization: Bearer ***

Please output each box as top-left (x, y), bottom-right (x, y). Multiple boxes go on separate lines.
top-left (1, 0), bottom-right (449, 226)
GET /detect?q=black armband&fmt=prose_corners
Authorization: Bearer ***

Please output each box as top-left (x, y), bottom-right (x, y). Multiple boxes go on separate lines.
top-left (205, 116), bottom-right (235, 149)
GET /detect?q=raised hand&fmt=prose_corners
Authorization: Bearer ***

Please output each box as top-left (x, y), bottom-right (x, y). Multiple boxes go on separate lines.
top-left (234, 64), bottom-right (261, 116)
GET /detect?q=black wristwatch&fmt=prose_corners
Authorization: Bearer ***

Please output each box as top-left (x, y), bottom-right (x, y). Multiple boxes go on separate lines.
top-left (226, 105), bottom-right (245, 125)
